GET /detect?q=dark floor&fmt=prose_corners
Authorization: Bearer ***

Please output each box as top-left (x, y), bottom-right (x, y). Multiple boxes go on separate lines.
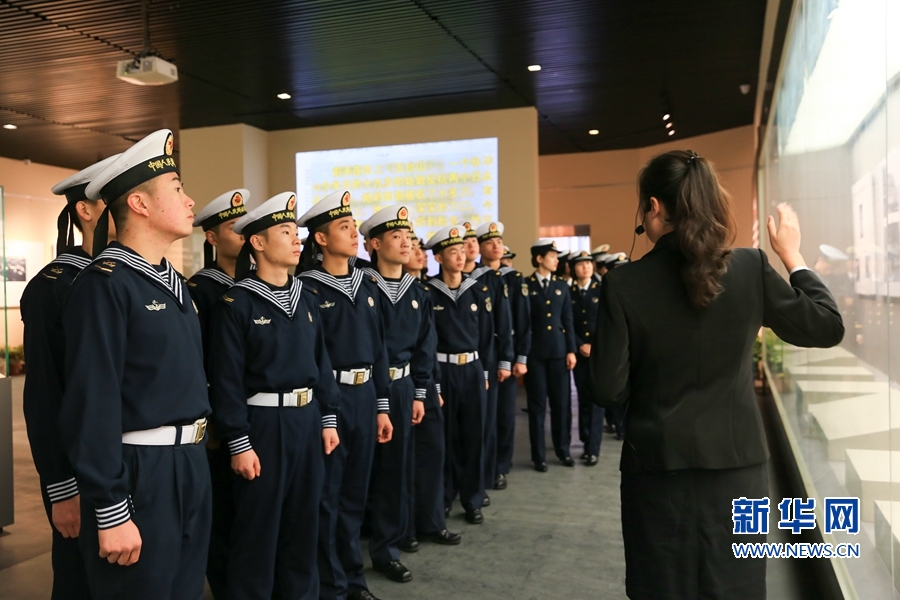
top-left (0, 375), bottom-right (814, 599)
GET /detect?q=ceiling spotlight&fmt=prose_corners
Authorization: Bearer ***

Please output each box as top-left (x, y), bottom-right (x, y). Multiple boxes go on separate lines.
top-left (739, 84), bottom-right (751, 95)
top-left (2, 124), bottom-right (16, 130)
top-left (665, 122), bottom-right (673, 129)
top-left (527, 65), bottom-right (542, 72)
top-left (588, 129), bottom-right (599, 135)
top-left (662, 113), bottom-right (670, 121)
top-left (668, 130), bottom-right (675, 136)
top-left (277, 92), bottom-right (291, 100)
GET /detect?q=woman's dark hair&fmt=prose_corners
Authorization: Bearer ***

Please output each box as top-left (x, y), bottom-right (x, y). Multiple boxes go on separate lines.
top-left (637, 149), bottom-right (736, 309)
top-left (298, 222), bottom-right (330, 272)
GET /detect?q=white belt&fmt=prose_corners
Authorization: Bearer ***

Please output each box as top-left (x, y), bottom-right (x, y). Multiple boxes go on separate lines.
top-left (436, 351), bottom-right (479, 365)
top-left (122, 418), bottom-right (207, 446)
top-left (334, 367), bottom-right (372, 386)
top-left (389, 364), bottom-right (411, 381)
top-left (248, 389), bottom-right (313, 408)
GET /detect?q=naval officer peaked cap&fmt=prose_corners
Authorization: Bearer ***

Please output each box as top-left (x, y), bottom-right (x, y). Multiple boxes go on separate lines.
top-left (569, 250), bottom-right (593, 264)
top-left (194, 189), bottom-right (250, 231)
top-left (85, 129), bottom-right (178, 204)
top-left (50, 153), bottom-right (121, 253)
top-left (476, 221), bottom-right (504, 243)
top-left (234, 192), bottom-right (297, 237)
top-left (591, 244), bottom-right (611, 258)
top-left (530, 238), bottom-right (558, 256)
top-left (502, 245), bottom-right (516, 260)
top-left (359, 204), bottom-right (413, 239)
top-left (296, 189), bottom-right (353, 230)
top-left (426, 224), bottom-right (466, 251)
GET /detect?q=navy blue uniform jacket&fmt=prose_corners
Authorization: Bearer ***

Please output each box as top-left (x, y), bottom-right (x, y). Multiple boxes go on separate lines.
top-left (499, 266), bottom-right (532, 364)
top-left (187, 266), bottom-right (234, 374)
top-left (525, 273), bottom-right (577, 360)
top-left (570, 279), bottom-right (602, 348)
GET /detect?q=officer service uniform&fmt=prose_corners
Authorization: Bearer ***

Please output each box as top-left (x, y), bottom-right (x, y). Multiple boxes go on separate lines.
top-left (20, 155), bottom-right (119, 599)
top-left (188, 188), bottom-right (249, 599)
top-left (297, 191), bottom-right (391, 600)
top-left (359, 206), bottom-right (437, 575)
top-left (524, 239), bottom-right (577, 468)
top-left (569, 251), bottom-right (605, 461)
top-left (208, 192), bottom-right (342, 600)
top-left (61, 130), bottom-right (212, 600)
top-left (424, 226), bottom-right (494, 519)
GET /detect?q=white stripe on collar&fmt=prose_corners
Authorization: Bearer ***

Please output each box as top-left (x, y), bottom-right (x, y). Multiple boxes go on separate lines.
top-left (427, 276), bottom-right (479, 303)
top-left (93, 247), bottom-right (184, 306)
top-left (298, 267), bottom-right (365, 302)
top-left (192, 267), bottom-right (234, 287)
top-left (363, 268), bottom-right (415, 304)
top-left (466, 265), bottom-right (493, 280)
top-left (233, 277), bottom-right (302, 318)
top-left (49, 253), bottom-right (92, 271)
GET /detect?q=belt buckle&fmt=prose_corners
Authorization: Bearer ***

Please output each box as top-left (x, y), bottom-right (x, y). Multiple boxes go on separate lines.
top-left (293, 388), bottom-right (309, 407)
top-left (353, 370), bottom-right (366, 385)
top-left (192, 419), bottom-right (207, 444)
top-left (458, 353), bottom-right (468, 365)
top-left (390, 367), bottom-right (400, 380)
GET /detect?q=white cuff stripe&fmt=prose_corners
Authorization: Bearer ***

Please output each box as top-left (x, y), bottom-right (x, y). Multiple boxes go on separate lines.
top-left (415, 388), bottom-right (427, 399)
top-left (435, 384), bottom-right (442, 394)
top-left (516, 355), bottom-right (528, 365)
top-left (96, 498), bottom-right (131, 530)
top-left (47, 478), bottom-right (79, 502)
top-left (227, 435), bottom-right (252, 455)
top-left (377, 398), bottom-right (390, 412)
top-left (484, 371), bottom-right (489, 381)
top-left (498, 361), bottom-right (512, 371)
top-left (322, 415), bottom-right (338, 429)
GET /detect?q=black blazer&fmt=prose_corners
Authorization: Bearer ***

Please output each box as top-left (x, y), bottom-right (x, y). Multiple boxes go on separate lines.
top-left (590, 233), bottom-right (844, 472)
top-left (525, 273), bottom-right (577, 361)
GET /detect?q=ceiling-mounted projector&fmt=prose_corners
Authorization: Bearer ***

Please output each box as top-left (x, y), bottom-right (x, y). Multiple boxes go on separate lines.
top-left (116, 54), bottom-right (178, 86)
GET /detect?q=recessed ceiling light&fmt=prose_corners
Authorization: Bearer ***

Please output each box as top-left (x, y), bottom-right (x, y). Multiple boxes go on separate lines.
top-left (527, 65), bottom-right (542, 72)
top-left (277, 92), bottom-right (291, 100)
top-left (588, 129), bottom-right (599, 135)
top-left (3, 124), bottom-right (17, 130)
top-left (668, 130), bottom-right (675, 136)
top-left (662, 113), bottom-right (671, 121)
top-left (665, 122), bottom-right (673, 129)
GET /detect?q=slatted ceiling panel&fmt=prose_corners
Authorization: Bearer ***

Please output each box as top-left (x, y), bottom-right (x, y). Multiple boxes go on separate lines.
top-left (0, 0), bottom-right (765, 169)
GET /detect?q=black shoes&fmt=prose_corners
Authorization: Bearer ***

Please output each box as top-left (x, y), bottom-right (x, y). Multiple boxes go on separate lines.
top-left (373, 560), bottom-right (412, 583)
top-left (483, 494), bottom-right (491, 507)
top-left (584, 455), bottom-right (599, 466)
top-left (560, 456), bottom-right (575, 467)
top-left (399, 537), bottom-right (419, 553)
top-left (422, 529), bottom-right (462, 545)
top-left (349, 589), bottom-right (381, 600)
top-left (444, 506), bottom-right (451, 518)
top-left (465, 509), bottom-right (484, 524)
top-left (580, 451), bottom-right (589, 460)
top-left (494, 473), bottom-right (508, 490)
top-left (534, 462), bottom-right (548, 472)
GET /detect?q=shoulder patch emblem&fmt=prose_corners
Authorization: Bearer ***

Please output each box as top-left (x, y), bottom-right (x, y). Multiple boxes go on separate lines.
top-left (102, 260), bottom-right (116, 268)
top-left (320, 300), bottom-right (335, 309)
top-left (145, 300), bottom-right (166, 311)
top-left (434, 304), bottom-right (444, 311)
top-left (50, 267), bottom-right (64, 275)
top-left (223, 295), bottom-right (235, 303)
top-left (485, 298), bottom-right (492, 312)
top-left (253, 316), bottom-right (271, 325)
top-left (470, 303), bottom-right (478, 312)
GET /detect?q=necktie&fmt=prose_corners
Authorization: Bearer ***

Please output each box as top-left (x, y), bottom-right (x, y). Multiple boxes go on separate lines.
top-left (542, 279), bottom-right (549, 292)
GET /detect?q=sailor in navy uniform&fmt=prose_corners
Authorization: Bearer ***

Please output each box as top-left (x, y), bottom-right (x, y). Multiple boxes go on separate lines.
top-left (186, 188), bottom-right (248, 599)
top-left (21, 154), bottom-right (118, 600)
top-left (297, 190), bottom-right (393, 600)
top-left (61, 129), bottom-right (211, 599)
top-left (500, 246), bottom-right (515, 269)
top-left (524, 239), bottom-right (578, 471)
top-left (460, 222), bottom-right (512, 504)
top-left (568, 251), bottom-right (605, 465)
top-left (591, 245), bottom-right (610, 284)
top-left (207, 192), bottom-right (341, 600)
top-left (424, 225), bottom-right (494, 525)
top-left (359, 205), bottom-right (446, 583)
top-left (475, 221), bottom-right (530, 491)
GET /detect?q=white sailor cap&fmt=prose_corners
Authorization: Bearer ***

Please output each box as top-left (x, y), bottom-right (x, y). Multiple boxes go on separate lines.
top-left (591, 244), bottom-right (611, 258)
top-left (530, 238), bottom-right (558, 256)
top-left (476, 221), bottom-right (504, 243)
top-left (194, 189), bottom-right (249, 230)
top-left (461, 221), bottom-right (478, 239)
top-left (502, 245), bottom-right (516, 259)
top-left (51, 154), bottom-right (121, 203)
top-left (297, 190), bottom-right (353, 230)
top-left (234, 192), bottom-right (297, 237)
top-left (557, 250), bottom-right (570, 261)
top-left (569, 250), bottom-right (593, 264)
top-left (426, 225), bottom-right (466, 251)
top-left (359, 204), bottom-right (412, 239)
top-left (85, 129), bottom-right (177, 203)
top-left (610, 252), bottom-right (628, 265)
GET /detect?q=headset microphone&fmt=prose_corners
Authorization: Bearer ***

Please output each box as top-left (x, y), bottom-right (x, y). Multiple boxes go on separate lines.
top-left (634, 225), bottom-right (645, 236)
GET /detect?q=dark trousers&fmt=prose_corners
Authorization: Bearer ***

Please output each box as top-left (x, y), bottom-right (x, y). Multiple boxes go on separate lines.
top-left (39, 486), bottom-right (91, 600)
top-left (573, 360), bottom-right (604, 457)
top-left (482, 359), bottom-right (499, 489)
top-left (318, 382), bottom-right (377, 599)
top-left (368, 376), bottom-right (413, 566)
top-left (405, 385), bottom-right (447, 538)
top-left (79, 443), bottom-right (211, 600)
top-left (205, 436), bottom-right (234, 600)
top-left (621, 462), bottom-right (768, 600)
top-left (524, 357), bottom-right (571, 464)
top-left (442, 360), bottom-right (486, 512)
top-left (226, 404), bottom-right (324, 600)
top-left (495, 375), bottom-right (518, 476)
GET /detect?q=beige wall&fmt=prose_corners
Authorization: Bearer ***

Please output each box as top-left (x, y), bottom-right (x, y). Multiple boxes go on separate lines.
top-left (0, 156), bottom-right (76, 346)
top-left (539, 125), bottom-right (755, 260)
